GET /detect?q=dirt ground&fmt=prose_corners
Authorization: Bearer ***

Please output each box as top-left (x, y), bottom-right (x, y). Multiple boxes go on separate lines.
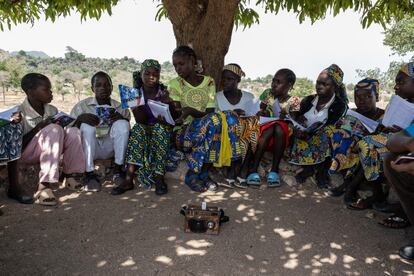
top-left (1, 93), bottom-right (413, 275)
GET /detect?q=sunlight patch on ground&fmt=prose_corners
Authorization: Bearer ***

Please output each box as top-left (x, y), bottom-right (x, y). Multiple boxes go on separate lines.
top-left (176, 246), bottom-right (207, 256)
top-left (120, 257), bottom-right (136, 267)
top-left (273, 228), bottom-right (295, 239)
top-left (186, 239), bottom-right (212, 249)
top-left (320, 252), bottom-right (337, 265)
top-left (365, 257), bottom-right (380, 264)
top-left (59, 192), bottom-right (80, 202)
top-left (330, 242), bottom-right (342, 250)
top-left (284, 258), bottom-right (299, 269)
top-left (155, 256), bottom-right (173, 266)
top-left (96, 260), bottom-right (107, 268)
top-left (123, 218), bottom-right (134, 223)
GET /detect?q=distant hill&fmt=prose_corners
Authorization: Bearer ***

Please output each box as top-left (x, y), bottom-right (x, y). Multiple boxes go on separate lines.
top-left (10, 50), bottom-right (49, 59)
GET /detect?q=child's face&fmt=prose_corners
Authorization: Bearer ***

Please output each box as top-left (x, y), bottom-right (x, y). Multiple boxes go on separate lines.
top-left (142, 67), bottom-right (160, 88)
top-left (29, 80), bottom-right (53, 104)
top-left (316, 72), bottom-right (335, 98)
top-left (271, 72), bottom-right (291, 97)
top-left (92, 75), bottom-right (112, 101)
top-left (221, 70), bottom-right (239, 92)
top-left (394, 71), bottom-right (414, 100)
top-left (172, 54), bottom-right (194, 79)
top-left (354, 89), bottom-right (376, 113)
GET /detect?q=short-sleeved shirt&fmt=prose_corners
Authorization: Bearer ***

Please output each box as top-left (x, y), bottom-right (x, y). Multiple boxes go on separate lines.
top-left (18, 97), bottom-right (58, 135)
top-left (405, 124), bottom-right (414, 137)
top-left (215, 90), bottom-right (259, 116)
top-left (70, 97), bottom-right (130, 120)
top-left (259, 89), bottom-right (301, 116)
top-left (168, 75), bottom-right (216, 124)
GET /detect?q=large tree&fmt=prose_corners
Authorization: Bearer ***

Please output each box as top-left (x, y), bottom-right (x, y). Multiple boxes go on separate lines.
top-left (1, 0), bottom-right (414, 84)
top-left (383, 16), bottom-right (414, 58)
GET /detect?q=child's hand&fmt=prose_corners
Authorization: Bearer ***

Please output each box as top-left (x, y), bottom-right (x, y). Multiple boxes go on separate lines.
top-left (109, 111), bottom-right (124, 123)
top-left (233, 109), bottom-right (246, 116)
top-left (382, 125), bottom-right (403, 133)
top-left (157, 115), bottom-right (171, 126)
top-left (279, 110), bottom-right (287, 119)
top-left (256, 109), bottom-right (270, 117)
top-left (391, 160), bottom-right (414, 176)
top-left (77, 113), bottom-right (100, 126)
top-left (160, 89), bottom-right (172, 104)
top-left (294, 127), bottom-right (308, 140)
top-left (10, 112), bottom-right (22, 124)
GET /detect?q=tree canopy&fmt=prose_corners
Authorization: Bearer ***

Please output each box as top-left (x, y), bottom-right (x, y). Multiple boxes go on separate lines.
top-left (383, 16), bottom-right (414, 57)
top-left (2, 0), bottom-right (414, 85)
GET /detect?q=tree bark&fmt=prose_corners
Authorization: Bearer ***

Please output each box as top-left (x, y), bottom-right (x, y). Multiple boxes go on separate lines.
top-left (163, 0), bottom-right (239, 89)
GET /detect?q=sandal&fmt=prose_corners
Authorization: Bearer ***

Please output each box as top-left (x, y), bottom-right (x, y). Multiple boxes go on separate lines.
top-left (247, 172), bottom-right (261, 188)
top-left (218, 178), bottom-right (234, 189)
top-left (64, 174), bottom-right (83, 191)
top-left (34, 188), bottom-right (57, 206)
top-left (267, 172), bottom-right (281, 188)
top-left (199, 172), bottom-right (218, 192)
top-left (185, 173), bottom-right (207, 193)
top-left (295, 167), bottom-right (314, 184)
top-left (347, 198), bottom-right (372, 211)
top-left (234, 177), bottom-right (248, 189)
top-left (379, 215), bottom-right (411, 229)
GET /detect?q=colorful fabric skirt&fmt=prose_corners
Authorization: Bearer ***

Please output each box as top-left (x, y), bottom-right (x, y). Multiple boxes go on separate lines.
top-left (329, 115), bottom-right (369, 177)
top-left (169, 111), bottom-right (240, 173)
top-left (125, 123), bottom-right (171, 184)
top-left (357, 132), bottom-right (391, 181)
top-left (238, 116), bottom-right (260, 160)
top-left (289, 125), bottom-right (335, 165)
top-left (0, 123), bottom-right (23, 165)
top-left (259, 120), bottom-right (291, 151)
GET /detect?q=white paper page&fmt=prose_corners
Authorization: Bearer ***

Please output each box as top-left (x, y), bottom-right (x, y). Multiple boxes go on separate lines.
top-left (346, 109), bottom-right (379, 133)
top-left (382, 95), bottom-right (414, 128)
top-left (272, 99), bottom-right (281, 118)
top-left (285, 116), bottom-right (307, 131)
top-left (259, 116), bottom-right (280, 126)
top-left (53, 111), bottom-right (75, 119)
top-left (0, 106), bottom-right (18, 121)
top-left (147, 99), bottom-right (175, 125)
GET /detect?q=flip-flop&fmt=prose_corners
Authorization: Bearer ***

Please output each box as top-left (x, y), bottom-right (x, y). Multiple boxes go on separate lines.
top-left (185, 173), bottom-right (207, 193)
top-left (234, 177), bottom-right (248, 189)
top-left (267, 171), bottom-right (281, 188)
top-left (34, 188), bottom-right (57, 206)
top-left (378, 215), bottom-right (411, 229)
top-left (199, 172), bottom-right (218, 191)
top-left (247, 172), bottom-right (261, 188)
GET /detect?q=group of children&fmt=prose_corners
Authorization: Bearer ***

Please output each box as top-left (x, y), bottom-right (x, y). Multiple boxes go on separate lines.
top-left (1, 46), bottom-right (414, 260)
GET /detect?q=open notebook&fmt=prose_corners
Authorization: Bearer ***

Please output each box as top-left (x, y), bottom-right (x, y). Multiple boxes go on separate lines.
top-left (147, 100), bottom-right (175, 125)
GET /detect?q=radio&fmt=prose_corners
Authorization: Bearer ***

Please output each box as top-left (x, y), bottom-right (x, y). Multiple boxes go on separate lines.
top-left (180, 203), bottom-right (229, 235)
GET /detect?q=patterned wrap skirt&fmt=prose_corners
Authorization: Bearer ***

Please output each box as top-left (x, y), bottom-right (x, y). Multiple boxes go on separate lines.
top-left (0, 123), bottom-right (23, 165)
top-left (125, 123), bottom-right (172, 184)
top-left (168, 111), bottom-right (240, 173)
top-left (289, 125), bottom-right (335, 165)
top-left (357, 132), bottom-right (391, 181)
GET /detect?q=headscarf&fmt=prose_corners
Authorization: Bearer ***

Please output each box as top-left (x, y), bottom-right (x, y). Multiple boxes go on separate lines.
top-left (223, 64), bottom-right (245, 79)
top-left (401, 62), bottom-right (414, 79)
top-left (354, 78), bottom-right (380, 100)
top-left (140, 59), bottom-right (161, 72)
top-left (322, 64), bottom-right (348, 103)
top-left (323, 64), bottom-right (344, 87)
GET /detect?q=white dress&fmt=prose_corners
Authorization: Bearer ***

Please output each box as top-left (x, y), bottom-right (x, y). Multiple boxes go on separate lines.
top-left (215, 90), bottom-right (260, 116)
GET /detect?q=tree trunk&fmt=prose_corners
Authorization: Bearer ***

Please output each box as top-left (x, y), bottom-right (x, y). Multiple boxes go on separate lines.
top-left (2, 85), bottom-right (5, 104)
top-left (163, 0), bottom-right (239, 89)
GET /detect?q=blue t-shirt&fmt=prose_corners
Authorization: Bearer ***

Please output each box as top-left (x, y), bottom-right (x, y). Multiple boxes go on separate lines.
top-left (405, 124), bottom-right (414, 137)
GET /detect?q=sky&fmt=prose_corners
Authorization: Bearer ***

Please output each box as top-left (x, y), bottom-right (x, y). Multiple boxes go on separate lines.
top-left (0, 0), bottom-right (407, 83)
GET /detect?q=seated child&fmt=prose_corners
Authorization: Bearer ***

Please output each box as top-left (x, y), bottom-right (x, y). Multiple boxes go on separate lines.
top-left (18, 73), bottom-right (85, 206)
top-left (245, 68), bottom-right (300, 188)
top-left (289, 64), bottom-right (348, 188)
top-left (71, 71), bottom-right (130, 192)
top-left (215, 63), bottom-right (260, 188)
top-left (111, 59), bottom-right (174, 196)
top-left (1, 110), bottom-right (33, 204)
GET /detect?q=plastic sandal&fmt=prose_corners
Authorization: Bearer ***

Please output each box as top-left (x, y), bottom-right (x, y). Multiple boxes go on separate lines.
top-left (267, 171), bottom-right (281, 188)
top-left (185, 173), bottom-right (207, 193)
top-left (199, 172), bottom-right (218, 191)
top-left (379, 215), bottom-right (411, 229)
top-left (246, 172), bottom-right (261, 188)
top-left (234, 177), bottom-right (248, 189)
top-left (34, 188), bottom-right (57, 206)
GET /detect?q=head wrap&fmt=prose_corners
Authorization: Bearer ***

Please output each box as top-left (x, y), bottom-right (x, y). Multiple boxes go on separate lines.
top-left (140, 59), bottom-right (161, 72)
top-left (223, 64), bottom-right (245, 78)
top-left (354, 78), bottom-right (380, 99)
top-left (323, 64), bottom-right (344, 87)
top-left (400, 62), bottom-right (414, 79)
